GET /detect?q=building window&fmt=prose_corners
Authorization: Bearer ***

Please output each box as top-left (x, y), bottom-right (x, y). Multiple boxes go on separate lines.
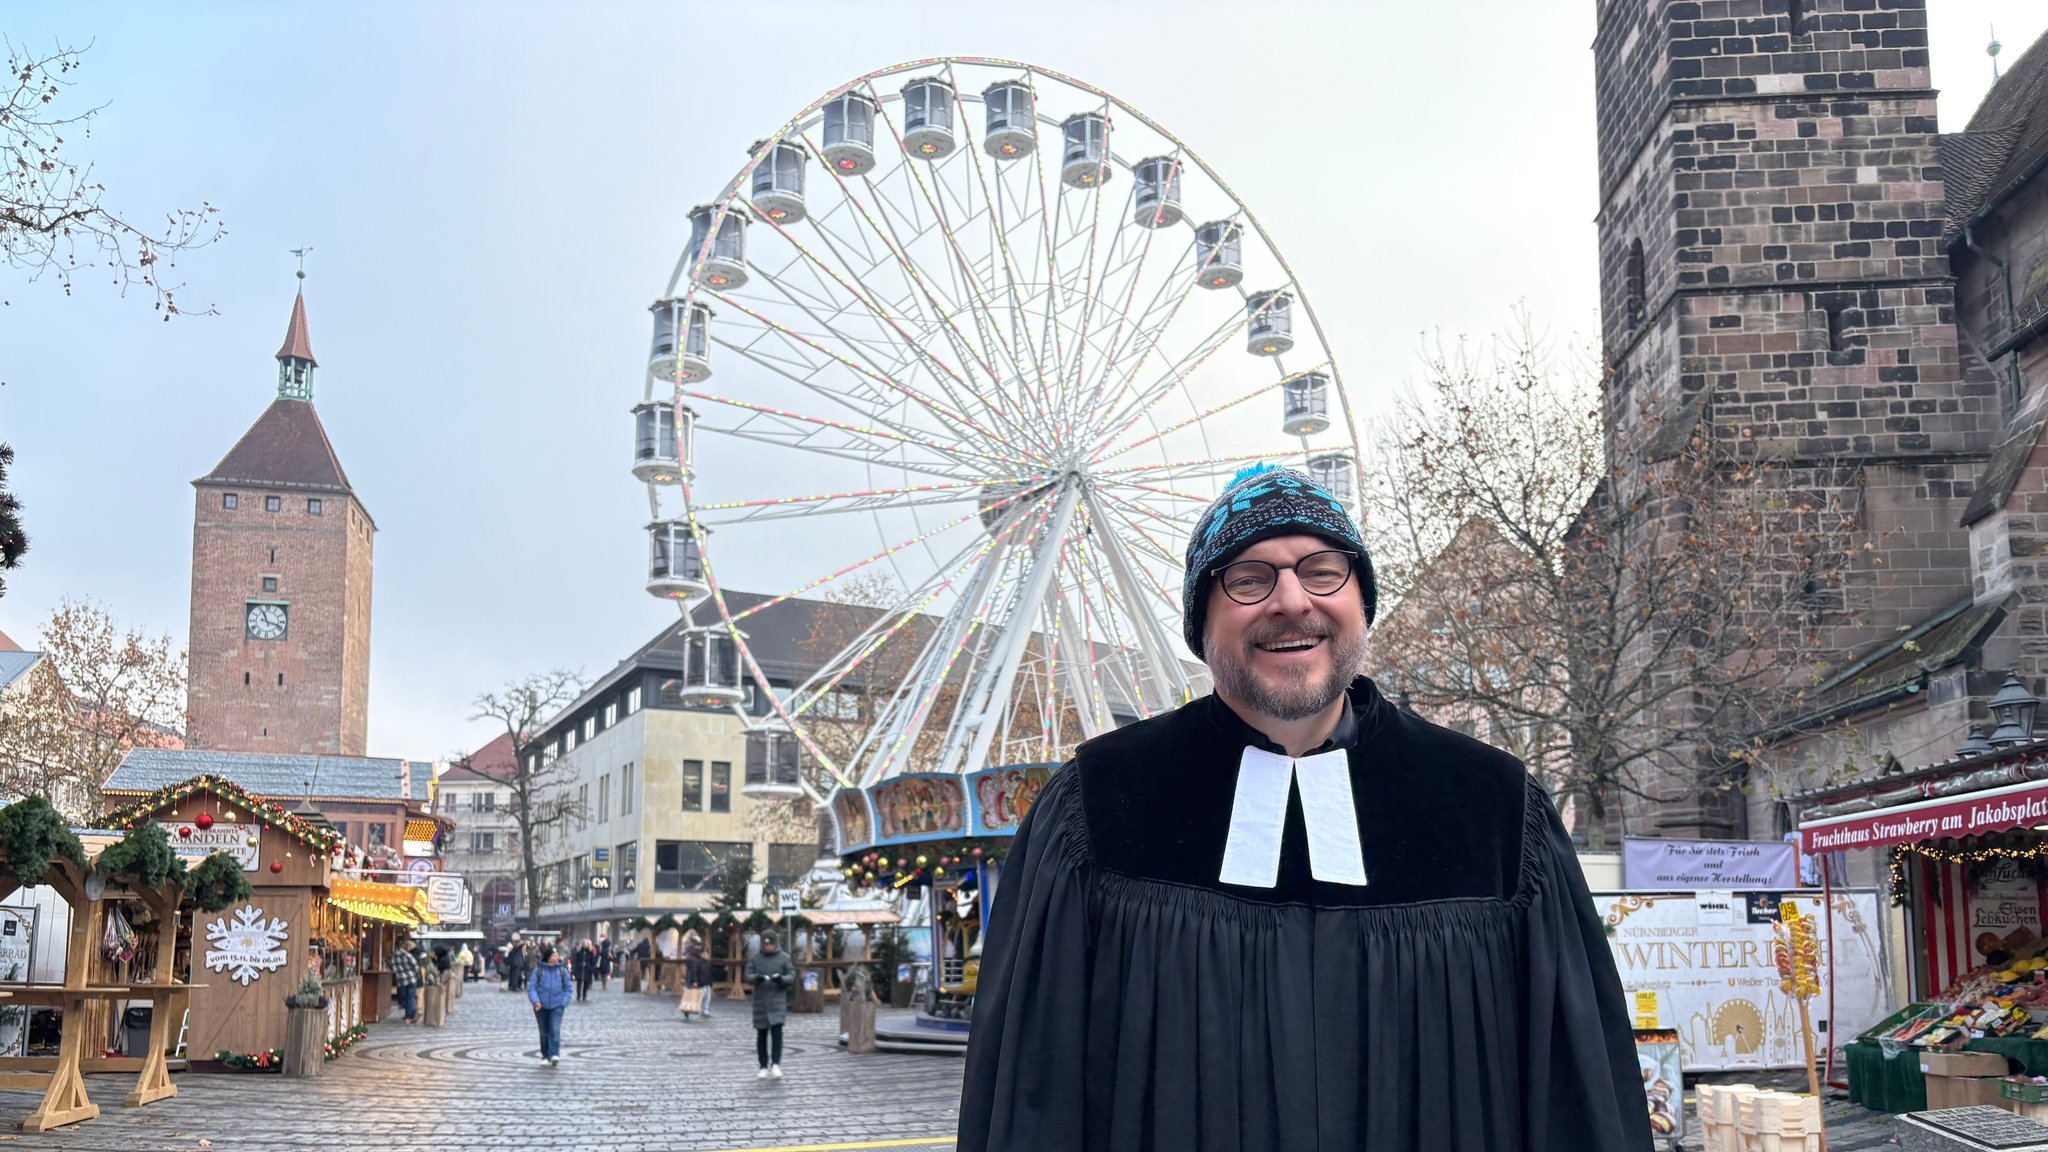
top-left (604, 702), bottom-right (618, 728)
top-left (369, 823), bottom-right (388, 847)
top-left (333, 821), bottom-right (348, 841)
top-left (621, 762), bottom-right (635, 815)
top-left (578, 782), bottom-right (588, 818)
top-left (582, 716), bottom-right (596, 742)
top-left (264, 495), bottom-right (282, 512)
top-left (1624, 238), bottom-right (1645, 331)
top-left (598, 775), bottom-right (610, 822)
top-left (765, 843), bottom-right (816, 889)
top-left (616, 841), bottom-right (637, 891)
top-left (710, 761), bottom-right (731, 813)
top-left (565, 729), bottom-right (578, 752)
top-left (653, 840), bottom-right (749, 892)
top-left (682, 759), bottom-right (703, 812)
top-left (626, 686), bottom-right (642, 714)
top-left (261, 576), bottom-right (278, 593)
top-left (470, 831), bottom-right (495, 854)
top-left (307, 498), bottom-right (322, 516)
top-left (222, 493), bottom-right (238, 509)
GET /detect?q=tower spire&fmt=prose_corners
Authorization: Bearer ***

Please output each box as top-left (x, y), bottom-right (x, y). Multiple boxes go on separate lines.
top-left (275, 253), bottom-right (317, 401)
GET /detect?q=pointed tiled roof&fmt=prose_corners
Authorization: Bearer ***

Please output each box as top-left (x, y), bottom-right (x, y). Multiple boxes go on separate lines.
top-left (0, 628), bottom-right (19, 652)
top-left (275, 291), bottom-right (317, 366)
top-left (195, 397), bottom-right (357, 498)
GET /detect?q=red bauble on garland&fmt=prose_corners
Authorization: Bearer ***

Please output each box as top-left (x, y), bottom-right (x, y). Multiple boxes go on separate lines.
top-left (194, 812), bottom-right (214, 830)
top-left (269, 860), bottom-right (284, 874)
top-left (177, 826), bottom-right (193, 839)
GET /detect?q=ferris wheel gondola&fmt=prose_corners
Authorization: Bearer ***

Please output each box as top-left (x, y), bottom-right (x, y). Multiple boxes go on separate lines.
top-left (631, 58), bottom-right (1364, 826)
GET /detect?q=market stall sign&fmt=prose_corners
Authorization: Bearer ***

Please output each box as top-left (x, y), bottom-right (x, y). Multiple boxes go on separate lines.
top-left (1622, 838), bottom-right (1798, 890)
top-left (163, 822), bottom-right (261, 872)
top-left (1596, 890), bottom-right (1889, 1072)
top-left (1798, 778), bottom-right (2048, 852)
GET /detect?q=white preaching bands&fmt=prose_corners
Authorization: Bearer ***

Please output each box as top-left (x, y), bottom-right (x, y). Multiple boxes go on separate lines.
top-left (1218, 746), bottom-right (1369, 888)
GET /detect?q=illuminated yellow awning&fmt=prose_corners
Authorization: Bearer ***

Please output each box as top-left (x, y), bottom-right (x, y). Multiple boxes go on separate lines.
top-left (404, 818), bottom-right (441, 844)
top-left (328, 878), bottom-right (439, 926)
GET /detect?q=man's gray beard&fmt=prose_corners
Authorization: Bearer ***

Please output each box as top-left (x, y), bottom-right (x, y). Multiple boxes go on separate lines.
top-left (1207, 627), bottom-right (1369, 721)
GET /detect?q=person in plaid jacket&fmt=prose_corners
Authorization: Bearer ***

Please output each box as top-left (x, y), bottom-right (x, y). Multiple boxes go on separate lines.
top-left (390, 938), bottom-right (422, 1023)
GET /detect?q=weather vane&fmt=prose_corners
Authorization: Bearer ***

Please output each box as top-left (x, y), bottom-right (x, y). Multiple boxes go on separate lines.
top-left (289, 246), bottom-right (313, 282)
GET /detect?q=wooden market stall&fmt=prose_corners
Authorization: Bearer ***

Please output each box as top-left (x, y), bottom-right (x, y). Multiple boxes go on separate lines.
top-left (101, 775), bottom-right (367, 1068)
top-left (0, 798), bottom-right (250, 1132)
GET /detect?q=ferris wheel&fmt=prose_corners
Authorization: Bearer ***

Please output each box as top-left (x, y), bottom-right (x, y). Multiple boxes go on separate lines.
top-left (630, 58), bottom-right (1363, 815)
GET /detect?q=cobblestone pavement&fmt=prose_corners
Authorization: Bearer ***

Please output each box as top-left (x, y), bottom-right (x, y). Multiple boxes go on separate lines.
top-left (1680, 1071), bottom-right (1899, 1150)
top-left (0, 979), bottom-right (964, 1152)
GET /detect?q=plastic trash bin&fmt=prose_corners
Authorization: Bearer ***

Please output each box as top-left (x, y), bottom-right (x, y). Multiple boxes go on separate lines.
top-left (123, 1005), bottom-right (152, 1057)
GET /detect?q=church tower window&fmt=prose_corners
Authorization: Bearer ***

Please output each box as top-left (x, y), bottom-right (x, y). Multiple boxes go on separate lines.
top-left (1624, 239), bottom-right (1646, 332)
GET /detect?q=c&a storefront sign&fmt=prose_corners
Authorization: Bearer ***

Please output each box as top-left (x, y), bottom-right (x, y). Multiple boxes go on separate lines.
top-left (1799, 778), bottom-right (2048, 853)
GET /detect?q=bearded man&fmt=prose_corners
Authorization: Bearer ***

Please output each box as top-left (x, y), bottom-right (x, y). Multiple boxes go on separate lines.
top-left (957, 465), bottom-right (1650, 1152)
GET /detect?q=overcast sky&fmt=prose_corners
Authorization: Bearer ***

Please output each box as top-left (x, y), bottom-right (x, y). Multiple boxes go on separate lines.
top-left (3, 0), bottom-right (2043, 762)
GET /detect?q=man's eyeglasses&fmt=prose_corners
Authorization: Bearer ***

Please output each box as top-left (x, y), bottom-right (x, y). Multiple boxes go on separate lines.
top-left (1210, 549), bottom-right (1357, 606)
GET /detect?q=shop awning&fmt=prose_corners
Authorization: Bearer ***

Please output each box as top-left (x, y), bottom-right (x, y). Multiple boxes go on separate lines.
top-left (1798, 776), bottom-right (2048, 853)
top-left (328, 877), bottom-right (439, 926)
top-left (805, 908), bottom-right (902, 926)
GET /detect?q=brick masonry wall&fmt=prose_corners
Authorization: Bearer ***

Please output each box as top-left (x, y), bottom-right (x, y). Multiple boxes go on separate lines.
top-left (185, 483), bottom-right (372, 755)
top-left (1593, 0), bottom-right (2003, 835)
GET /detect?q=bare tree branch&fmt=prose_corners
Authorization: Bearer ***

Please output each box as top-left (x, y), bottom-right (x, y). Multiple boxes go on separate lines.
top-left (1, 39), bottom-right (224, 318)
top-left (466, 670), bottom-right (587, 928)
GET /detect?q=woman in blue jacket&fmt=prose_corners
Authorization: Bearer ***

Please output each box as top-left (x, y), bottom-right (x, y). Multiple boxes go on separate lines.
top-left (528, 945), bottom-right (574, 1066)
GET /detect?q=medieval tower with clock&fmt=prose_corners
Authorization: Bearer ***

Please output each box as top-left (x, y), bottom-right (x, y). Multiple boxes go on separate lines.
top-left (184, 288), bottom-right (374, 756)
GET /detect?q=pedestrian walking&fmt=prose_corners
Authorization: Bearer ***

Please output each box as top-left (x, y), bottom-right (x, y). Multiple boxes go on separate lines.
top-left (509, 939), bottom-right (531, 992)
top-left (456, 942), bottom-right (475, 982)
top-left (678, 931), bottom-right (714, 1021)
top-left (528, 944), bottom-right (573, 1066)
top-left (390, 937), bottom-right (423, 1024)
top-left (746, 930), bottom-right (796, 1079)
top-left (597, 938), bottom-right (614, 991)
top-left (957, 464), bottom-right (1652, 1152)
top-left (572, 939), bottom-right (596, 1002)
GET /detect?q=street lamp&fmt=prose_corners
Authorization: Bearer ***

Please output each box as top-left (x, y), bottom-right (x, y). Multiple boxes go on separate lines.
top-left (1989, 673), bottom-right (2041, 747)
top-left (1957, 725), bottom-right (1996, 758)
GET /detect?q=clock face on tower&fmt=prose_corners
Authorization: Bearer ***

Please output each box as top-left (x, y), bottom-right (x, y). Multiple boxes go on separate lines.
top-left (246, 602), bottom-right (288, 641)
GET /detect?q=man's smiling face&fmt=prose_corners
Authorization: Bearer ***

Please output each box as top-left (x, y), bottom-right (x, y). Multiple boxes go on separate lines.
top-left (1202, 534), bottom-right (1368, 723)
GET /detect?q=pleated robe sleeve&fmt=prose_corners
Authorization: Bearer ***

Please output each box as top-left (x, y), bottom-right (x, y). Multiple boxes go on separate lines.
top-left (957, 766), bottom-right (1093, 1152)
top-left (1521, 783), bottom-right (1655, 1151)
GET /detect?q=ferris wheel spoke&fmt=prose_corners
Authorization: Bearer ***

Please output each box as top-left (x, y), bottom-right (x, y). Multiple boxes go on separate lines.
top-left (1091, 491), bottom-right (1190, 570)
top-left (1051, 118), bottom-right (1128, 445)
top-left (681, 384), bottom-right (1024, 475)
top-left (866, 94), bottom-right (1029, 393)
top-left (943, 63), bottom-right (1053, 405)
top-left (1099, 451), bottom-right (1315, 484)
top-left (707, 290), bottom-right (1017, 453)
top-left (693, 479), bottom-right (1032, 526)
top-left (1075, 243), bottom-right (1210, 448)
top-left (724, 508), bottom-right (994, 627)
top-left (1090, 302), bottom-right (1261, 454)
top-left (1099, 367), bottom-right (1323, 463)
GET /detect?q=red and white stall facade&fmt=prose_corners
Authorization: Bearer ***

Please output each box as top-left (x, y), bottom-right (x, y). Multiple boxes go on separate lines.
top-left (1797, 747), bottom-right (2048, 1001)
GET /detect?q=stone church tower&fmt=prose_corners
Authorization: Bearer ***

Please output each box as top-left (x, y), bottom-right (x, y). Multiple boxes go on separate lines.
top-left (1592, 0), bottom-right (2004, 836)
top-left (185, 290), bottom-right (374, 756)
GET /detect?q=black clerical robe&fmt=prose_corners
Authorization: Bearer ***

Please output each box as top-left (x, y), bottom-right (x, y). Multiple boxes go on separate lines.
top-left (957, 678), bottom-right (1652, 1152)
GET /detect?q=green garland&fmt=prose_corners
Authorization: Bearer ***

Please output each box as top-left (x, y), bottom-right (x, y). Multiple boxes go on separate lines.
top-left (323, 1022), bottom-right (367, 1059)
top-left (0, 797), bottom-right (86, 886)
top-left (182, 852), bottom-right (252, 913)
top-left (94, 823), bottom-right (180, 890)
top-left (215, 1047), bottom-right (282, 1071)
top-left (104, 774), bottom-right (342, 854)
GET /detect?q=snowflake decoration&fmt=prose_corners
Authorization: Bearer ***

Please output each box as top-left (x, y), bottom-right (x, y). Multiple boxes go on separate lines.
top-left (204, 904), bottom-right (289, 986)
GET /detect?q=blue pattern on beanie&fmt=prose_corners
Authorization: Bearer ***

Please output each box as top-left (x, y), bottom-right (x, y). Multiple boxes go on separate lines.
top-left (1181, 465), bottom-right (1373, 659)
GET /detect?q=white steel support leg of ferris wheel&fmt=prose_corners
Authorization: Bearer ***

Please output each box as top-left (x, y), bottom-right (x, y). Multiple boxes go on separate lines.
top-left (943, 480), bottom-right (1084, 778)
top-left (851, 513), bottom-right (1023, 787)
top-left (1051, 593), bottom-right (1113, 740)
top-left (1082, 487), bottom-right (1195, 714)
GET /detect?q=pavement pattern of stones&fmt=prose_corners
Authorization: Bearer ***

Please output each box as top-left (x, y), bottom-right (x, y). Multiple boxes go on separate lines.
top-left (0, 979), bottom-right (1926, 1151)
top-left (0, 979), bottom-right (964, 1152)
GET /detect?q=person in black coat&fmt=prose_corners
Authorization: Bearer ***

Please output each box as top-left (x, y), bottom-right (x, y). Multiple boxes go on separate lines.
top-left (571, 939), bottom-right (596, 1002)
